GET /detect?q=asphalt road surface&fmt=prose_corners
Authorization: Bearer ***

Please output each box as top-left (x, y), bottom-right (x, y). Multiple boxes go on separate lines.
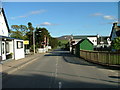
top-left (2, 49), bottom-right (120, 88)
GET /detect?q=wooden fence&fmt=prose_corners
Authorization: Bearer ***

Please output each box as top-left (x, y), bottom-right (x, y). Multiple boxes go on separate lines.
top-left (80, 50), bottom-right (120, 66)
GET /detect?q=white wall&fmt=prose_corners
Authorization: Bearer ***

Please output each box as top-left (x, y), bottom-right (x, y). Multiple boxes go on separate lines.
top-left (73, 37), bottom-right (97, 46)
top-left (72, 39), bottom-right (82, 45)
top-left (0, 10), bottom-right (9, 36)
top-left (87, 37), bottom-right (97, 46)
top-left (14, 39), bottom-right (25, 60)
top-left (9, 40), bottom-right (14, 59)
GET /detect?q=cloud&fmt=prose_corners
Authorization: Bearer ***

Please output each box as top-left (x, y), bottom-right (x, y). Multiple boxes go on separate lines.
top-left (103, 15), bottom-right (117, 20)
top-left (18, 15), bottom-right (28, 18)
top-left (30, 10), bottom-right (46, 15)
top-left (40, 22), bottom-right (52, 26)
top-left (91, 13), bottom-right (103, 16)
top-left (39, 22), bottom-right (58, 26)
top-left (91, 12), bottom-right (117, 21)
top-left (10, 9), bottom-right (46, 20)
top-left (10, 17), bottom-right (17, 20)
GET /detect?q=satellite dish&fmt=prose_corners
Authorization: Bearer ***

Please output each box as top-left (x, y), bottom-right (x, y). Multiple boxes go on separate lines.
top-left (107, 38), bottom-right (110, 41)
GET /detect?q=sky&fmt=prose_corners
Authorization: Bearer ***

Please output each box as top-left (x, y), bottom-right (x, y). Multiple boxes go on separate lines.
top-left (1, 1), bottom-right (119, 37)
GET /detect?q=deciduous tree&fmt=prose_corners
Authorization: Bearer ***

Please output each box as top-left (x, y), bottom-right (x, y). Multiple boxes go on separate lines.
top-left (112, 37), bottom-right (120, 51)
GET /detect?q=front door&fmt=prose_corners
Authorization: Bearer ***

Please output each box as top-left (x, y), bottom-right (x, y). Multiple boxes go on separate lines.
top-left (2, 41), bottom-right (6, 60)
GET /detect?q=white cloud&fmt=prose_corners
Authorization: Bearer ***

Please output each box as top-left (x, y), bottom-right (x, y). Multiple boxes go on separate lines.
top-left (10, 9), bottom-right (46, 20)
top-left (91, 12), bottom-right (117, 21)
top-left (10, 17), bottom-right (16, 20)
top-left (18, 15), bottom-right (28, 18)
top-left (30, 10), bottom-right (46, 15)
top-left (103, 15), bottom-right (116, 20)
top-left (40, 22), bottom-right (58, 26)
top-left (40, 22), bottom-right (52, 26)
top-left (100, 21), bottom-right (120, 25)
top-left (91, 13), bottom-right (103, 16)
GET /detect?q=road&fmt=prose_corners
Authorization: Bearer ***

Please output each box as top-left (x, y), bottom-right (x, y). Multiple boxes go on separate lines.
top-left (2, 49), bottom-right (120, 88)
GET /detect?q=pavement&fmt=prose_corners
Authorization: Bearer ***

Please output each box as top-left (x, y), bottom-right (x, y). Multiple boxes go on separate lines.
top-left (0, 53), bottom-right (45, 79)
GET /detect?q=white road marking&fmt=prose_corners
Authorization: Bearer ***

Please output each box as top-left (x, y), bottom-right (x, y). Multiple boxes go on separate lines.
top-left (98, 69), bottom-right (117, 73)
top-left (49, 73), bottom-right (54, 88)
top-left (108, 70), bottom-right (116, 73)
top-left (59, 82), bottom-right (62, 89)
top-left (49, 56), bottom-right (59, 88)
top-left (55, 56), bottom-right (59, 77)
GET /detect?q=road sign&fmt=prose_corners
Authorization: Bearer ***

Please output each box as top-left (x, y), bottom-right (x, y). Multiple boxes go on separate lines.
top-left (24, 40), bottom-right (29, 45)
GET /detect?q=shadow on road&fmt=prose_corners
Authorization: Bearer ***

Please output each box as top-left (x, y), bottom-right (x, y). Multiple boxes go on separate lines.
top-left (109, 76), bottom-right (120, 79)
top-left (45, 49), bottom-right (94, 66)
top-left (2, 71), bottom-right (119, 88)
top-left (2, 49), bottom-right (119, 88)
top-left (45, 49), bottom-right (119, 70)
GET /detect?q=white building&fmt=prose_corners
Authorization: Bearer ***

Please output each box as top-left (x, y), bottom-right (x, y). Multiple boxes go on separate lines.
top-left (70, 35), bottom-right (98, 53)
top-left (0, 8), bottom-right (25, 61)
top-left (71, 35), bottom-right (98, 46)
top-left (0, 8), bottom-right (9, 36)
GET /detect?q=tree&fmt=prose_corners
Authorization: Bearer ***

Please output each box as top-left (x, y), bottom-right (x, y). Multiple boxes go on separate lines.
top-left (11, 25), bottom-right (20, 31)
top-left (27, 22), bottom-right (34, 50)
top-left (19, 25), bottom-right (28, 35)
top-left (49, 37), bottom-right (58, 49)
top-left (28, 22), bottom-right (34, 33)
top-left (10, 25), bottom-right (23, 39)
top-left (10, 25), bottom-right (28, 40)
top-left (35, 27), bottom-right (50, 48)
top-left (111, 37), bottom-right (120, 51)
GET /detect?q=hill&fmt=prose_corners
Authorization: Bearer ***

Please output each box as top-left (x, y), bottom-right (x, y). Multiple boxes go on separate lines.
top-left (57, 35), bottom-right (72, 40)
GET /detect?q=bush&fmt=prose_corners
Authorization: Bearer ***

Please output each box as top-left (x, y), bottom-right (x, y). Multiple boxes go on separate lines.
top-left (111, 37), bottom-right (120, 51)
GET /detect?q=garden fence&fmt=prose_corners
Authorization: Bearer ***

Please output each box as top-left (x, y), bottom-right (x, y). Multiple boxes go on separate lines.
top-left (80, 50), bottom-right (120, 66)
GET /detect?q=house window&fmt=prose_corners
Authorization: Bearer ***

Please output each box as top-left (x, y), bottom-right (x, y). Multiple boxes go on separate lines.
top-left (17, 41), bottom-right (23, 49)
top-left (6, 42), bottom-right (9, 53)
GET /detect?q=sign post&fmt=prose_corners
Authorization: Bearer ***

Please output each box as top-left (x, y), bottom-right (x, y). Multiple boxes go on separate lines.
top-left (23, 40), bottom-right (29, 54)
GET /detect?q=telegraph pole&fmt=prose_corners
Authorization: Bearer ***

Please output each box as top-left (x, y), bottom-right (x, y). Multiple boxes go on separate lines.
top-left (33, 30), bottom-right (35, 54)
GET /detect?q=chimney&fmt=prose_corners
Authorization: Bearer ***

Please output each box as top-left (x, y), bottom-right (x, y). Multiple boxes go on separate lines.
top-left (113, 22), bottom-right (118, 28)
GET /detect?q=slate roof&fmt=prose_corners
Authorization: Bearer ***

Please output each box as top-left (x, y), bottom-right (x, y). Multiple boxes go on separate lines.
top-left (0, 35), bottom-right (23, 40)
top-left (73, 35), bottom-right (97, 39)
top-left (110, 22), bottom-right (120, 39)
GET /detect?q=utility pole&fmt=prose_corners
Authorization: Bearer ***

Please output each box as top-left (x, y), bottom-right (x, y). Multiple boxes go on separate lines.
top-left (33, 30), bottom-right (35, 54)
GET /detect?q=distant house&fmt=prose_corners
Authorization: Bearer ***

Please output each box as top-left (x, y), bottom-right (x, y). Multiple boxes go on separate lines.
top-left (70, 35), bottom-right (98, 52)
top-left (110, 22), bottom-right (120, 51)
top-left (0, 8), bottom-right (25, 61)
top-left (75, 39), bottom-right (94, 56)
top-left (71, 35), bottom-right (98, 46)
top-left (94, 36), bottom-right (111, 51)
top-left (110, 22), bottom-right (120, 40)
